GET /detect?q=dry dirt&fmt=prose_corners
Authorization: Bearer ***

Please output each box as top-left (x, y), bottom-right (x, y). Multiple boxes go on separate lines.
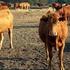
top-left (0, 9), bottom-right (70, 70)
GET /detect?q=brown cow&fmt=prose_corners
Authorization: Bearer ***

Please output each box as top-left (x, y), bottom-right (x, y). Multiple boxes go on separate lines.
top-left (0, 1), bottom-right (11, 9)
top-left (14, 3), bottom-right (20, 9)
top-left (52, 2), bottom-right (62, 10)
top-left (52, 4), bottom-right (70, 21)
top-left (58, 5), bottom-right (70, 21)
top-left (39, 12), bottom-right (68, 70)
top-left (0, 4), bottom-right (13, 49)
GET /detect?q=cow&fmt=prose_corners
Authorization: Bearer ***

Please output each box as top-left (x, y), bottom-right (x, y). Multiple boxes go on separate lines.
top-left (52, 2), bottom-right (62, 11)
top-left (0, 4), bottom-right (13, 49)
top-left (19, 2), bottom-right (30, 9)
top-left (52, 3), bottom-right (70, 21)
top-left (39, 12), bottom-right (68, 70)
top-left (58, 5), bottom-right (70, 21)
top-left (0, 1), bottom-right (11, 8)
top-left (14, 3), bottom-right (20, 9)
top-left (14, 2), bottom-right (30, 10)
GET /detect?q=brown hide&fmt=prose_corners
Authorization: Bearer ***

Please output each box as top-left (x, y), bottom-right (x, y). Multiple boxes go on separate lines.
top-left (58, 5), bottom-right (70, 20)
top-left (39, 13), bottom-right (68, 48)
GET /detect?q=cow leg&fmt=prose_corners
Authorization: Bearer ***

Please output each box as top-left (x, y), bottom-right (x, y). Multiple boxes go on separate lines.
top-left (48, 46), bottom-right (53, 70)
top-left (58, 43), bottom-right (65, 70)
top-left (8, 28), bottom-right (13, 49)
top-left (27, 6), bottom-right (28, 10)
top-left (0, 33), bottom-right (4, 50)
top-left (45, 43), bottom-right (49, 62)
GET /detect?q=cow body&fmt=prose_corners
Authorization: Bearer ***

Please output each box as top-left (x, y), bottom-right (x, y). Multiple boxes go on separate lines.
top-left (39, 12), bottom-right (68, 70)
top-left (0, 4), bottom-right (13, 49)
top-left (59, 5), bottom-right (70, 21)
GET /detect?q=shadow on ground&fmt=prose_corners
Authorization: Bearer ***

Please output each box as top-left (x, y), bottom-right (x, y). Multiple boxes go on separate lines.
top-left (64, 43), bottom-right (70, 52)
top-left (0, 62), bottom-right (4, 69)
top-left (14, 25), bottom-right (39, 29)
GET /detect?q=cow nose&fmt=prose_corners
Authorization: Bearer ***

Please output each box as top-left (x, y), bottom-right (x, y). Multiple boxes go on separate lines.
top-left (49, 32), bottom-right (57, 36)
top-left (53, 32), bottom-right (57, 36)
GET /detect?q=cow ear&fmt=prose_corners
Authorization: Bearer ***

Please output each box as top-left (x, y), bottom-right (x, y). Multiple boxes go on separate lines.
top-left (40, 15), bottom-right (48, 22)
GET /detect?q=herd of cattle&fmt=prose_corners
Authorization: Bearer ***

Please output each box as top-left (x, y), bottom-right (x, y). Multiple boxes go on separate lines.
top-left (0, 1), bottom-right (30, 10)
top-left (14, 2), bottom-right (30, 9)
top-left (0, 2), bottom-right (70, 70)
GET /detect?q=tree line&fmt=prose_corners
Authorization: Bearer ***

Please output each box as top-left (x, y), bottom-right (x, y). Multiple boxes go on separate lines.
top-left (0, 0), bottom-right (70, 4)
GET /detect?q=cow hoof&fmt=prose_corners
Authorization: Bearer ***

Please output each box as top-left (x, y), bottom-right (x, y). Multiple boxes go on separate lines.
top-left (10, 44), bottom-right (13, 49)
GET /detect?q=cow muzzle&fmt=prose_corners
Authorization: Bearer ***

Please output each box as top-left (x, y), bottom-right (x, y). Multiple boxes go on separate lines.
top-left (48, 31), bottom-right (57, 37)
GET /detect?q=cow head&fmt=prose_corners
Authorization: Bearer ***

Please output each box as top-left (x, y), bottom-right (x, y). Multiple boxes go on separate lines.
top-left (40, 12), bottom-right (66, 37)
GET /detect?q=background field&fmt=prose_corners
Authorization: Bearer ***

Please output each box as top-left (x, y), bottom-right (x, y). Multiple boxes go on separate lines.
top-left (0, 9), bottom-right (70, 70)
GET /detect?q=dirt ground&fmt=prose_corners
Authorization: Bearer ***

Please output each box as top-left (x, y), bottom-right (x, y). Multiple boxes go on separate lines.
top-left (0, 9), bottom-right (70, 70)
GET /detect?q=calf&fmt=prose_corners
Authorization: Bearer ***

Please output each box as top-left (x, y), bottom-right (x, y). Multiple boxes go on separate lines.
top-left (39, 12), bottom-right (68, 70)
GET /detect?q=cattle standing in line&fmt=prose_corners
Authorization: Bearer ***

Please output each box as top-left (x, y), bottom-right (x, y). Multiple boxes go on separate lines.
top-left (0, 4), bottom-right (13, 49)
top-left (20, 2), bottom-right (30, 9)
top-left (14, 2), bottom-right (30, 10)
top-left (39, 12), bottom-right (68, 70)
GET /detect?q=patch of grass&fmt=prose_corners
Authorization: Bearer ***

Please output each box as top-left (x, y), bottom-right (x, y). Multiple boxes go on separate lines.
top-left (12, 9), bottom-right (48, 23)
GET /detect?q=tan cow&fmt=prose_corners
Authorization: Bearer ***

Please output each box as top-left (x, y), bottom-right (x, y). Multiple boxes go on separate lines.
top-left (0, 4), bottom-right (13, 49)
top-left (19, 2), bottom-right (30, 9)
top-left (39, 12), bottom-right (68, 70)
top-left (14, 2), bottom-right (30, 10)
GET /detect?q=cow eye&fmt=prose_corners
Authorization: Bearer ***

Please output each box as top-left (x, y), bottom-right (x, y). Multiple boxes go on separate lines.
top-left (59, 16), bottom-right (65, 21)
top-left (59, 13), bottom-right (65, 21)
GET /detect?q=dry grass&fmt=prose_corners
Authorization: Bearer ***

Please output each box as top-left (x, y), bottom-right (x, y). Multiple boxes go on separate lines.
top-left (12, 9), bottom-right (48, 23)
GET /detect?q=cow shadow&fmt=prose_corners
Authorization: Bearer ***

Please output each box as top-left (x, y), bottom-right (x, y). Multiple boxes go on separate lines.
top-left (0, 62), bottom-right (4, 69)
top-left (0, 57), bottom-right (28, 61)
top-left (64, 43), bottom-right (70, 52)
top-left (14, 25), bottom-right (39, 29)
